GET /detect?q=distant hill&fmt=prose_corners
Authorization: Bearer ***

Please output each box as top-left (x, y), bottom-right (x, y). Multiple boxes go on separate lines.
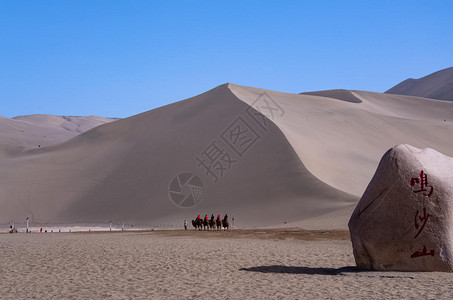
top-left (12, 114), bottom-right (120, 134)
top-left (0, 114), bottom-right (118, 154)
top-left (385, 67), bottom-right (453, 101)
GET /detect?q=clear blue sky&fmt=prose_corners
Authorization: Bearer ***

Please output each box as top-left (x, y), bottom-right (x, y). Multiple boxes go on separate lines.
top-left (1, 0), bottom-right (452, 118)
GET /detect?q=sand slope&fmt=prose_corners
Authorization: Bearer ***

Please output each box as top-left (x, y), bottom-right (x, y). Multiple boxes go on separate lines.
top-left (0, 84), bottom-right (356, 227)
top-left (386, 67), bottom-right (453, 101)
top-left (1, 83), bottom-right (453, 228)
top-left (0, 114), bottom-right (117, 155)
top-left (301, 89), bottom-right (362, 103)
top-left (230, 84), bottom-right (453, 196)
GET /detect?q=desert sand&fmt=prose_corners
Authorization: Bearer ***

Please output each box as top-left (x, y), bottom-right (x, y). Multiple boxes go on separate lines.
top-left (1, 82), bottom-right (453, 228)
top-left (1, 230), bottom-right (452, 299)
top-left (1, 73), bottom-right (453, 298)
top-left (0, 114), bottom-right (117, 155)
top-left (386, 67), bottom-right (453, 101)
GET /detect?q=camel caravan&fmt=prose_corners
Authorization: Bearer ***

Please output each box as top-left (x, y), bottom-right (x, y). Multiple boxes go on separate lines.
top-left (192, 214), bottom-right (229, 231)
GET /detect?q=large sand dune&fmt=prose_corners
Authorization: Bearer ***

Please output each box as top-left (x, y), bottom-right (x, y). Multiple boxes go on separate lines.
top-left (1, 83), bottom-right (453, 228)
top-left (386, 67), bottom-right (453, 101)
top-left (230, 84), bottom-right (453, 196)
top-left (0, 114), bottom-right (117, 156)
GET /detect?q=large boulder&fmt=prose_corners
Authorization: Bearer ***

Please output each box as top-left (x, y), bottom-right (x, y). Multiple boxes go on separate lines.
top-left (349, 144), bottom-right (453, 272)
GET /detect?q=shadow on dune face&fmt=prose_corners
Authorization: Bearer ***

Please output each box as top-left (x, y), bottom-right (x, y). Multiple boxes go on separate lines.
top-left (239, 265), bottom-right (359, 275)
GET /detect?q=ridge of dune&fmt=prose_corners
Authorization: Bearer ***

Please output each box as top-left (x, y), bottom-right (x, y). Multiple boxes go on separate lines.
top-left (0, 84), bottom-right (357, 228)
top-left (385, 66), bottom-right (453, 101)
top-left (300, 89), bottom-right (362, 103)
top-left (0, 114), bottom-right (118, 154)
top-left (12, 114), bottom-right (119, 133)
top-left (228, 83), bottom-right (453, 197)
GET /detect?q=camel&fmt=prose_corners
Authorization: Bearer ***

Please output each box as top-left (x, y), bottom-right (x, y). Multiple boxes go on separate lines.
top-left (215, 219), bottom-right (222, 230)
top-left (191, 219), bottom-right (203, 230)
top-left (209, 217), bottom-right (216, 230)
top-left (222, 218), bottom-right (229, 231)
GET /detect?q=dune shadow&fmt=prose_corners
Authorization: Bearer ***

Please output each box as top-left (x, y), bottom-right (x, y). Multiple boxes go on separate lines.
top-left (239, 265), bottom-right (360, 275)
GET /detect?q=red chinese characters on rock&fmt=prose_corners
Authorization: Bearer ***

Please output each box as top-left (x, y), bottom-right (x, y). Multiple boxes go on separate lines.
top-left (410, 245), bottom-right (434, 259)
top-left (410, 170), bottom-right (433, 197)
top-left (409, 170), bottom-right (435, 259)
top-left (414, 207), bottom-right (430, 239)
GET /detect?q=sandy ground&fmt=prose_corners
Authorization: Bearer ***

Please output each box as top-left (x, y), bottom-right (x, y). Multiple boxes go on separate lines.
top-left (1, 229), bottom-right (452, 299)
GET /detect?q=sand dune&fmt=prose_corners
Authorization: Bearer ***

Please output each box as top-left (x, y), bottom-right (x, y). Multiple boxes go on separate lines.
top-left (12, 114), bottom-right (119, 134)
top-left (229, 84), bottom-right (453, 196)
top-left (386, 67), bottom-right (453, 101)
top-left (0, 84), bottom-right (356, 228)
top-left (0, 114), bottom-right (117, 155)
top-left (301, 89), bottom-right (362, 103)
top-left (1, 83), bottom-right (453, 229)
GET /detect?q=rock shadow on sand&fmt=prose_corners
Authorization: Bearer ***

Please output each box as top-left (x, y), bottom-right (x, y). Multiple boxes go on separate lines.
top-left (239, 265), bottom-right (359, 275)
top-left (239, 266), bottom-right (417, 279)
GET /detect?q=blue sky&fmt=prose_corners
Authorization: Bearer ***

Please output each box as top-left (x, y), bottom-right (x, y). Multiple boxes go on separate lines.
top-left (1, 0), bottom-right (452, 118)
